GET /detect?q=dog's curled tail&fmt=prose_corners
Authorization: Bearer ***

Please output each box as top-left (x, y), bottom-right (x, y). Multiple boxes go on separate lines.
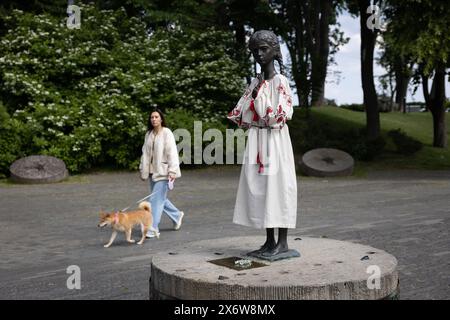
top-left (139, 201), bottom-right (151, 212)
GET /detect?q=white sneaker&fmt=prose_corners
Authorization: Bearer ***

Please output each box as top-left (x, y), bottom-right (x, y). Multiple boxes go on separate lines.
top-left (174, 211), bottom-right (184, 230)
top-left (146, 230), bottom-right (160, 239)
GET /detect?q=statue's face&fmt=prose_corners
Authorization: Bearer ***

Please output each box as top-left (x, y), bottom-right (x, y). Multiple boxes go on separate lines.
top-left (251, 40), bottom-right (276, 66)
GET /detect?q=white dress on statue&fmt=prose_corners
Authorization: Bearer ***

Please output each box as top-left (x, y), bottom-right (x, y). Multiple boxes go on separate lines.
top-left (227, 74), bottom-right (297, 229)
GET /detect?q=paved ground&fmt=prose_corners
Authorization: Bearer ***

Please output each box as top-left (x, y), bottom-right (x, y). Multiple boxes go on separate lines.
top-left (0, 166), bottom-right (449, 300)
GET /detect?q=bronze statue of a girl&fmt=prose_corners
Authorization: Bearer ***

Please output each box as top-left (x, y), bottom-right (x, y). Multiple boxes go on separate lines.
top-left (227, 30), bottom-right (299, 260)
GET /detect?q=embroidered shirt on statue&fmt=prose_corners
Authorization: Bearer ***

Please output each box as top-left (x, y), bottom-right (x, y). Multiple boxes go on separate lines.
top-left (227, 73), bottom-right (298, 229)
top-left (227, 74), bottom-right (293, 129)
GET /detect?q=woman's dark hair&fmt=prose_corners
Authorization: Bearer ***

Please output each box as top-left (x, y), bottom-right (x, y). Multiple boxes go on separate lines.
top-left (147, 108), bottom-right (167, 131)
top-left (248, 30), bottom-right (285, 75)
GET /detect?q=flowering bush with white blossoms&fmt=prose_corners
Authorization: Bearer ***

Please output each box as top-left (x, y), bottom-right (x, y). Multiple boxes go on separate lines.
top-left (0, 4), bottom-right (246, 175)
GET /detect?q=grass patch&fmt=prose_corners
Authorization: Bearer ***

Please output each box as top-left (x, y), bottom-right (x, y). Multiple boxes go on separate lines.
top-left (290, 106), bottom-right (450, 172)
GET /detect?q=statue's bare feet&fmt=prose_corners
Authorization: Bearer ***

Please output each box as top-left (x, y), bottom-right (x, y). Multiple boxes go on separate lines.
top-left (261, 243), bottom-right (289, 257)
top-left (247, 240), bottom-right (276, 256)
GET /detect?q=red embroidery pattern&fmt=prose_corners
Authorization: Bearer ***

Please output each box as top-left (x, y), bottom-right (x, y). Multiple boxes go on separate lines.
top-left (227, 77), bottom-right (292, 131)
top-left (256, 152), bottom-right (264, 173)
top-left (277, 84), bottom-right (287, 95)
top-left (249, 100), bottom-right (259, 122)
top-left (227, 76), bottom-right (294, 174)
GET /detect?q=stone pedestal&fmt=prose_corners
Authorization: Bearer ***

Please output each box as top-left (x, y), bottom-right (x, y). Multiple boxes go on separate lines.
top-left (150, 236), bottom-right (399, 300)
top-left (300, 148), bottom-right (354, 177)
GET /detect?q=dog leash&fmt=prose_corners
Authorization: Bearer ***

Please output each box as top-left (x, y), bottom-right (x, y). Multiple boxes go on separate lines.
top-left (120, 191), bottom-right (157, 212)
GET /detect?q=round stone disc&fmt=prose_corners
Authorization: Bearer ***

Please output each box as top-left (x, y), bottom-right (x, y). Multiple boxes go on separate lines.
top-left (9, 155), bottom-right (69, 184)
top-left (150, 236), bottom-right (399, 300)
top-left (300, 148), bottom-right (354, 177)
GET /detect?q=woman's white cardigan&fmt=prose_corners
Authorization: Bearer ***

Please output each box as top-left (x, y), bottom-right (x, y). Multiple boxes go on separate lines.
top-left (139, 127), bottom-right (181, 182)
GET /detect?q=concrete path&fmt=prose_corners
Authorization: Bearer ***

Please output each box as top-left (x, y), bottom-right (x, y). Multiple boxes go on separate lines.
top-left (0, 166), bottom-right (449, 300)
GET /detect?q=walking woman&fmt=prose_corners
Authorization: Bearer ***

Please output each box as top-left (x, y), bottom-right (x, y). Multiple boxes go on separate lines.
top-left (227, 30), bottom-right (297, 257)
top-left (139, 108), bottom-right (184, 238)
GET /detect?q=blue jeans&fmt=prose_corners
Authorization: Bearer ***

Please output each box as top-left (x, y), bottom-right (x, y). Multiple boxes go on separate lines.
top-left (150, 179), bottom-right (182, 232)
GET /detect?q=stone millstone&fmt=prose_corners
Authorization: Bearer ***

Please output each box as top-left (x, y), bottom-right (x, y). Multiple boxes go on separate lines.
top-left (9, 155), bottom-right (69, 184)
top-left (300, 148), bottom-right (354, 177)
top-left (150, 236), bottom-right (399, 300)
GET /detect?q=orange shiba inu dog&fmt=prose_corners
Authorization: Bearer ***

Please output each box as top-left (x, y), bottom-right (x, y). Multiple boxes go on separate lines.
top-left (97, 201), bottom-right (159, 248)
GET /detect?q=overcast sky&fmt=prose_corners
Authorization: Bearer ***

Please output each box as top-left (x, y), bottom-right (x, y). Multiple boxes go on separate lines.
top-left (281, 11), bottom-right (449, 105)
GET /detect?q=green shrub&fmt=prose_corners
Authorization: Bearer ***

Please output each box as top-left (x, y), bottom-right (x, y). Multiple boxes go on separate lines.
top-left (445, 99), bottom-right (450, 111)
top-left (406, 102), bottom-right (426, 107)
top-left (294, 111), bottom-right (385, 161)
top-left (339, 104), bottom-right (365, 112)
top-left (0, 101), bottom-right (34, 177)
top-left (344, 130), bottom-right (385, 160)
top-left (387, 129), bottom-right (423, 155)
top-left (165, 108), bottom-right (231, 166)
top-left (0, 5), bottom-right (246, 175)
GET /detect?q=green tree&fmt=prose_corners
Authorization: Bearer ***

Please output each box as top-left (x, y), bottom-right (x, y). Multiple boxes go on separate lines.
top-left (346, 0), bottom-right (381, 140)
top-left (378, 39), bottom-right (414, 113)
top-left (384, 0), bottom-right (450, 147)
top-left (271, 0), bottom-right (349, 108)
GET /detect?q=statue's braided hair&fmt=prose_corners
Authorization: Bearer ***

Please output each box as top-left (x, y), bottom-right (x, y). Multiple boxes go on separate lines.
top-left (249, 30), bottom-right (285, 75)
